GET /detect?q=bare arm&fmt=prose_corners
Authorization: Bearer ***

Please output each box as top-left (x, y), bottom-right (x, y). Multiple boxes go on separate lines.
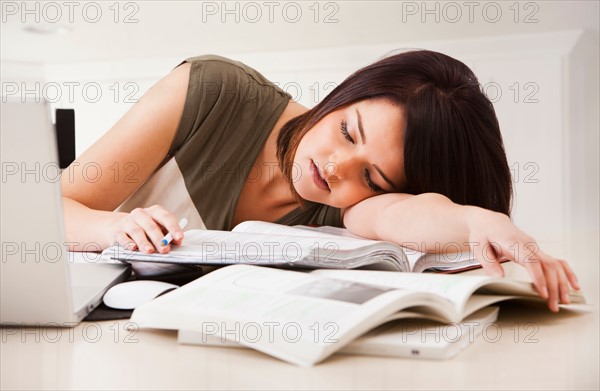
top-left (343, 192), bottom-right (469, 252)
top-left (61, 63), bottom-right (191, 252)
top-left (343, 192), bottom-right (581, 312)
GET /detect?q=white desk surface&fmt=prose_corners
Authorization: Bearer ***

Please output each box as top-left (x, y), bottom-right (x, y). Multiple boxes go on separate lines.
top-left (2, 253), bottom-right (599, 390)
top-left (1, 302), bottom-right (598, 390)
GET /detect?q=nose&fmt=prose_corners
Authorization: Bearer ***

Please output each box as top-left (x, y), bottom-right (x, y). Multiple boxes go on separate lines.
top-left (324, 150), bottom-right (361, 184)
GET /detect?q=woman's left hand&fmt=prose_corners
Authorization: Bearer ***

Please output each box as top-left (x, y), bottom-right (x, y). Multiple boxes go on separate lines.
top-left (464, 206), bottom-right (581, 312)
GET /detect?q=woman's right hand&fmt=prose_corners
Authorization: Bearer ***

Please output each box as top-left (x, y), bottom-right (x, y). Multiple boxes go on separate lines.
top-left (105, 205), bottom-right (185, 254)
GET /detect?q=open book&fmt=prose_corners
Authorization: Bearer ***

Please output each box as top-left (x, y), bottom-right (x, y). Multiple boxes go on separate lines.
top-left (130, 264), bottom-right (587, 367)
top-left (179, 306), bottom-right (500, 361)
top-left (103, 220), bottom-right (494, 273)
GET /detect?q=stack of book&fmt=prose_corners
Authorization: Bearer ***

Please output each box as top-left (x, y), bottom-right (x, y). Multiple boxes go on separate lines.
top-left (101, 221), bottom-right (587, 366)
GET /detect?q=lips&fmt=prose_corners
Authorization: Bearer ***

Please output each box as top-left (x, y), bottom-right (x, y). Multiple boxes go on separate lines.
top-left (310, 160), bottom-right (330, 191)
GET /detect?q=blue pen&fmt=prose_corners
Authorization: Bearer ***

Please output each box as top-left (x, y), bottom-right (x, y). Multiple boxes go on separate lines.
top-left (160, 218), bottom-right (189, 246)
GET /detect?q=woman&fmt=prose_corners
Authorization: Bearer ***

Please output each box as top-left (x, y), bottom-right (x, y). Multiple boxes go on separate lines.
top-left (61, 50), bottom-right (580, 312)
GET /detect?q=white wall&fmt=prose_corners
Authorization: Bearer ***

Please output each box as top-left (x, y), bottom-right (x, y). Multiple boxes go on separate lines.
top-left (2, 1), bottom-right (598, 63)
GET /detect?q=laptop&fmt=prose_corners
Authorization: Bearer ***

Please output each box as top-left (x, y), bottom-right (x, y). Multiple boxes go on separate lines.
top-left (1, 98), bottom-right (131, 326)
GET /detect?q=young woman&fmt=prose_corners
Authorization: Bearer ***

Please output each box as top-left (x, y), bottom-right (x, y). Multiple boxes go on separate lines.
top-left (61, 50), bottom-right (580, 312)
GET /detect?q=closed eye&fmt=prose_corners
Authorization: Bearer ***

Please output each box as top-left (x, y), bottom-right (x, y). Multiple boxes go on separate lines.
top-left (340, 119), bottom-right (354, 143)
top-left (340, 119), bottom-right (383, 193)
top-left (365, 169), bottom-right (383, 193)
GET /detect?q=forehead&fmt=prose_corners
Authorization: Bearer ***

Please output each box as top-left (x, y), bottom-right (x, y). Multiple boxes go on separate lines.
top-left (352, 98), bottom-right (405, 127)
top-left (350, 98), bottom-right (405, 149)
top-left (347, 98), bottom-right (406, 187)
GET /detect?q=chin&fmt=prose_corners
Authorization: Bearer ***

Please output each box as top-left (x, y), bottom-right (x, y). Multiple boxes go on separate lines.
top-left (293, 181), bottom-right (325, 204)
top-left (293, 185), bottom-right (318, 203)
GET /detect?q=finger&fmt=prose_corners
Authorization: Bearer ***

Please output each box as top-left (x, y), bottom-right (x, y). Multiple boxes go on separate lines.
top-left (170, 236), bottom-right (185, 246)
top-left (130, 208), bottom-right (168, 253)
top-left (538, 252), bottom-right (577, 303)
top-left (109, 231), bottom-right (135, 250)
top-left (125, 221), bottom-right (155, 254)
top-left (115, 231), bottom-right (137, 251)
top-left (146, 206), bottom-right (186, 251)
top-left (517, 243), bottom-right (549, 300)
top-left (480, 240), bottom-right (504, 278)
top-left (105, 231), bottom-right (137, 261)
top-left (475, 240), bottom-right (504, 277)
top-left (541, 258), bottom-right (560, 312)
top-left (158, 219), bottom-right (186, 248)
top-left (557, 259), bottom-right (580, 291)
top-left (556, 266), bottom-right (571, 305)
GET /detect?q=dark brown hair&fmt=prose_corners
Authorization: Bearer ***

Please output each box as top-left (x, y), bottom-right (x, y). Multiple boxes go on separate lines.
top-left (276, 49), bottom-right (513, 216)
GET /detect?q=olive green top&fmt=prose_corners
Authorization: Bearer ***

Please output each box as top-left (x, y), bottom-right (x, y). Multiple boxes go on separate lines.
top-left (115, 54), bottom-right (342, 231)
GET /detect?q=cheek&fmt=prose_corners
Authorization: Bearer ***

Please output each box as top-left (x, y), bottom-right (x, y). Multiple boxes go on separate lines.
top-left (296, 130), bottom-right (317, 156)
top-left (330, 184), bottom-right (372, 208)
top-left (309, 120), bottom-right (339, 144)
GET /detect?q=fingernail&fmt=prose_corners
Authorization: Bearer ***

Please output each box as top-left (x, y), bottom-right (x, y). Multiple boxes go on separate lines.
top-left (175, 232), bottom-right (183, 241)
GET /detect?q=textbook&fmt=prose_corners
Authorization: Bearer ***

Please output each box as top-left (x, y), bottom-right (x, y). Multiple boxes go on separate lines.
top-left (179, 306), bottom-right (500, 360)
top-left (103, 220), bottom-right (494, 273)
top-left (129, 264), bottom-right (587, 367)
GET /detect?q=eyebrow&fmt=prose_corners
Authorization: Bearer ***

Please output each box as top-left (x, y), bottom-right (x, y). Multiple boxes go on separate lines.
top-left (355, 108), bottom-right (399, 191)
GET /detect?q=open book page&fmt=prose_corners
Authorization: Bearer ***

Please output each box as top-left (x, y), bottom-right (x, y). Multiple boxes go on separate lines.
top-left (339, 306), bottom-right (500, 360)
top-left (282, 223), bottom-right (370, 240)
top-left (309, 269), bottom-right (552, 317)
top-left (233, 221), bottom-right (410, 270)
top-left (178, 306), bottom-right (500, 361)
top-left (102, 225), bottom-right (410, 271)
top-left (130, 264), bottom-right (454, 367)
top-left (411, 250), bottom-right (478, 273)
top-left (232, 220), bottom-right (368, 240)
top-left (236, 221), bottom-right (480, 273)
top-left (102, 220), bottom-right (475, 273)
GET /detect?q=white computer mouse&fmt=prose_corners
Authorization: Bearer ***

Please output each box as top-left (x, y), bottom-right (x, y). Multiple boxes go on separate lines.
top-left (103, 280), bottom-right (179, 310)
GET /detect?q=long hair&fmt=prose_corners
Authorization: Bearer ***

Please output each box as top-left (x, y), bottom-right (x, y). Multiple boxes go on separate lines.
top-left (276, 49), bottom-right (513, 216)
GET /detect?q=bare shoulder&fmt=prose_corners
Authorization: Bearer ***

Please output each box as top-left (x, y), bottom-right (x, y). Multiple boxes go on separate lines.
top-left (341, 193), bottom-right (414, 239)
top-left (61, 62), bottom-right (192, 211)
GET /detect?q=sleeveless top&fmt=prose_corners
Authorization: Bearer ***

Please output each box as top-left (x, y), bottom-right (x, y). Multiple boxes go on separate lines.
top-left (115, 55), bottom-right (342, 231)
